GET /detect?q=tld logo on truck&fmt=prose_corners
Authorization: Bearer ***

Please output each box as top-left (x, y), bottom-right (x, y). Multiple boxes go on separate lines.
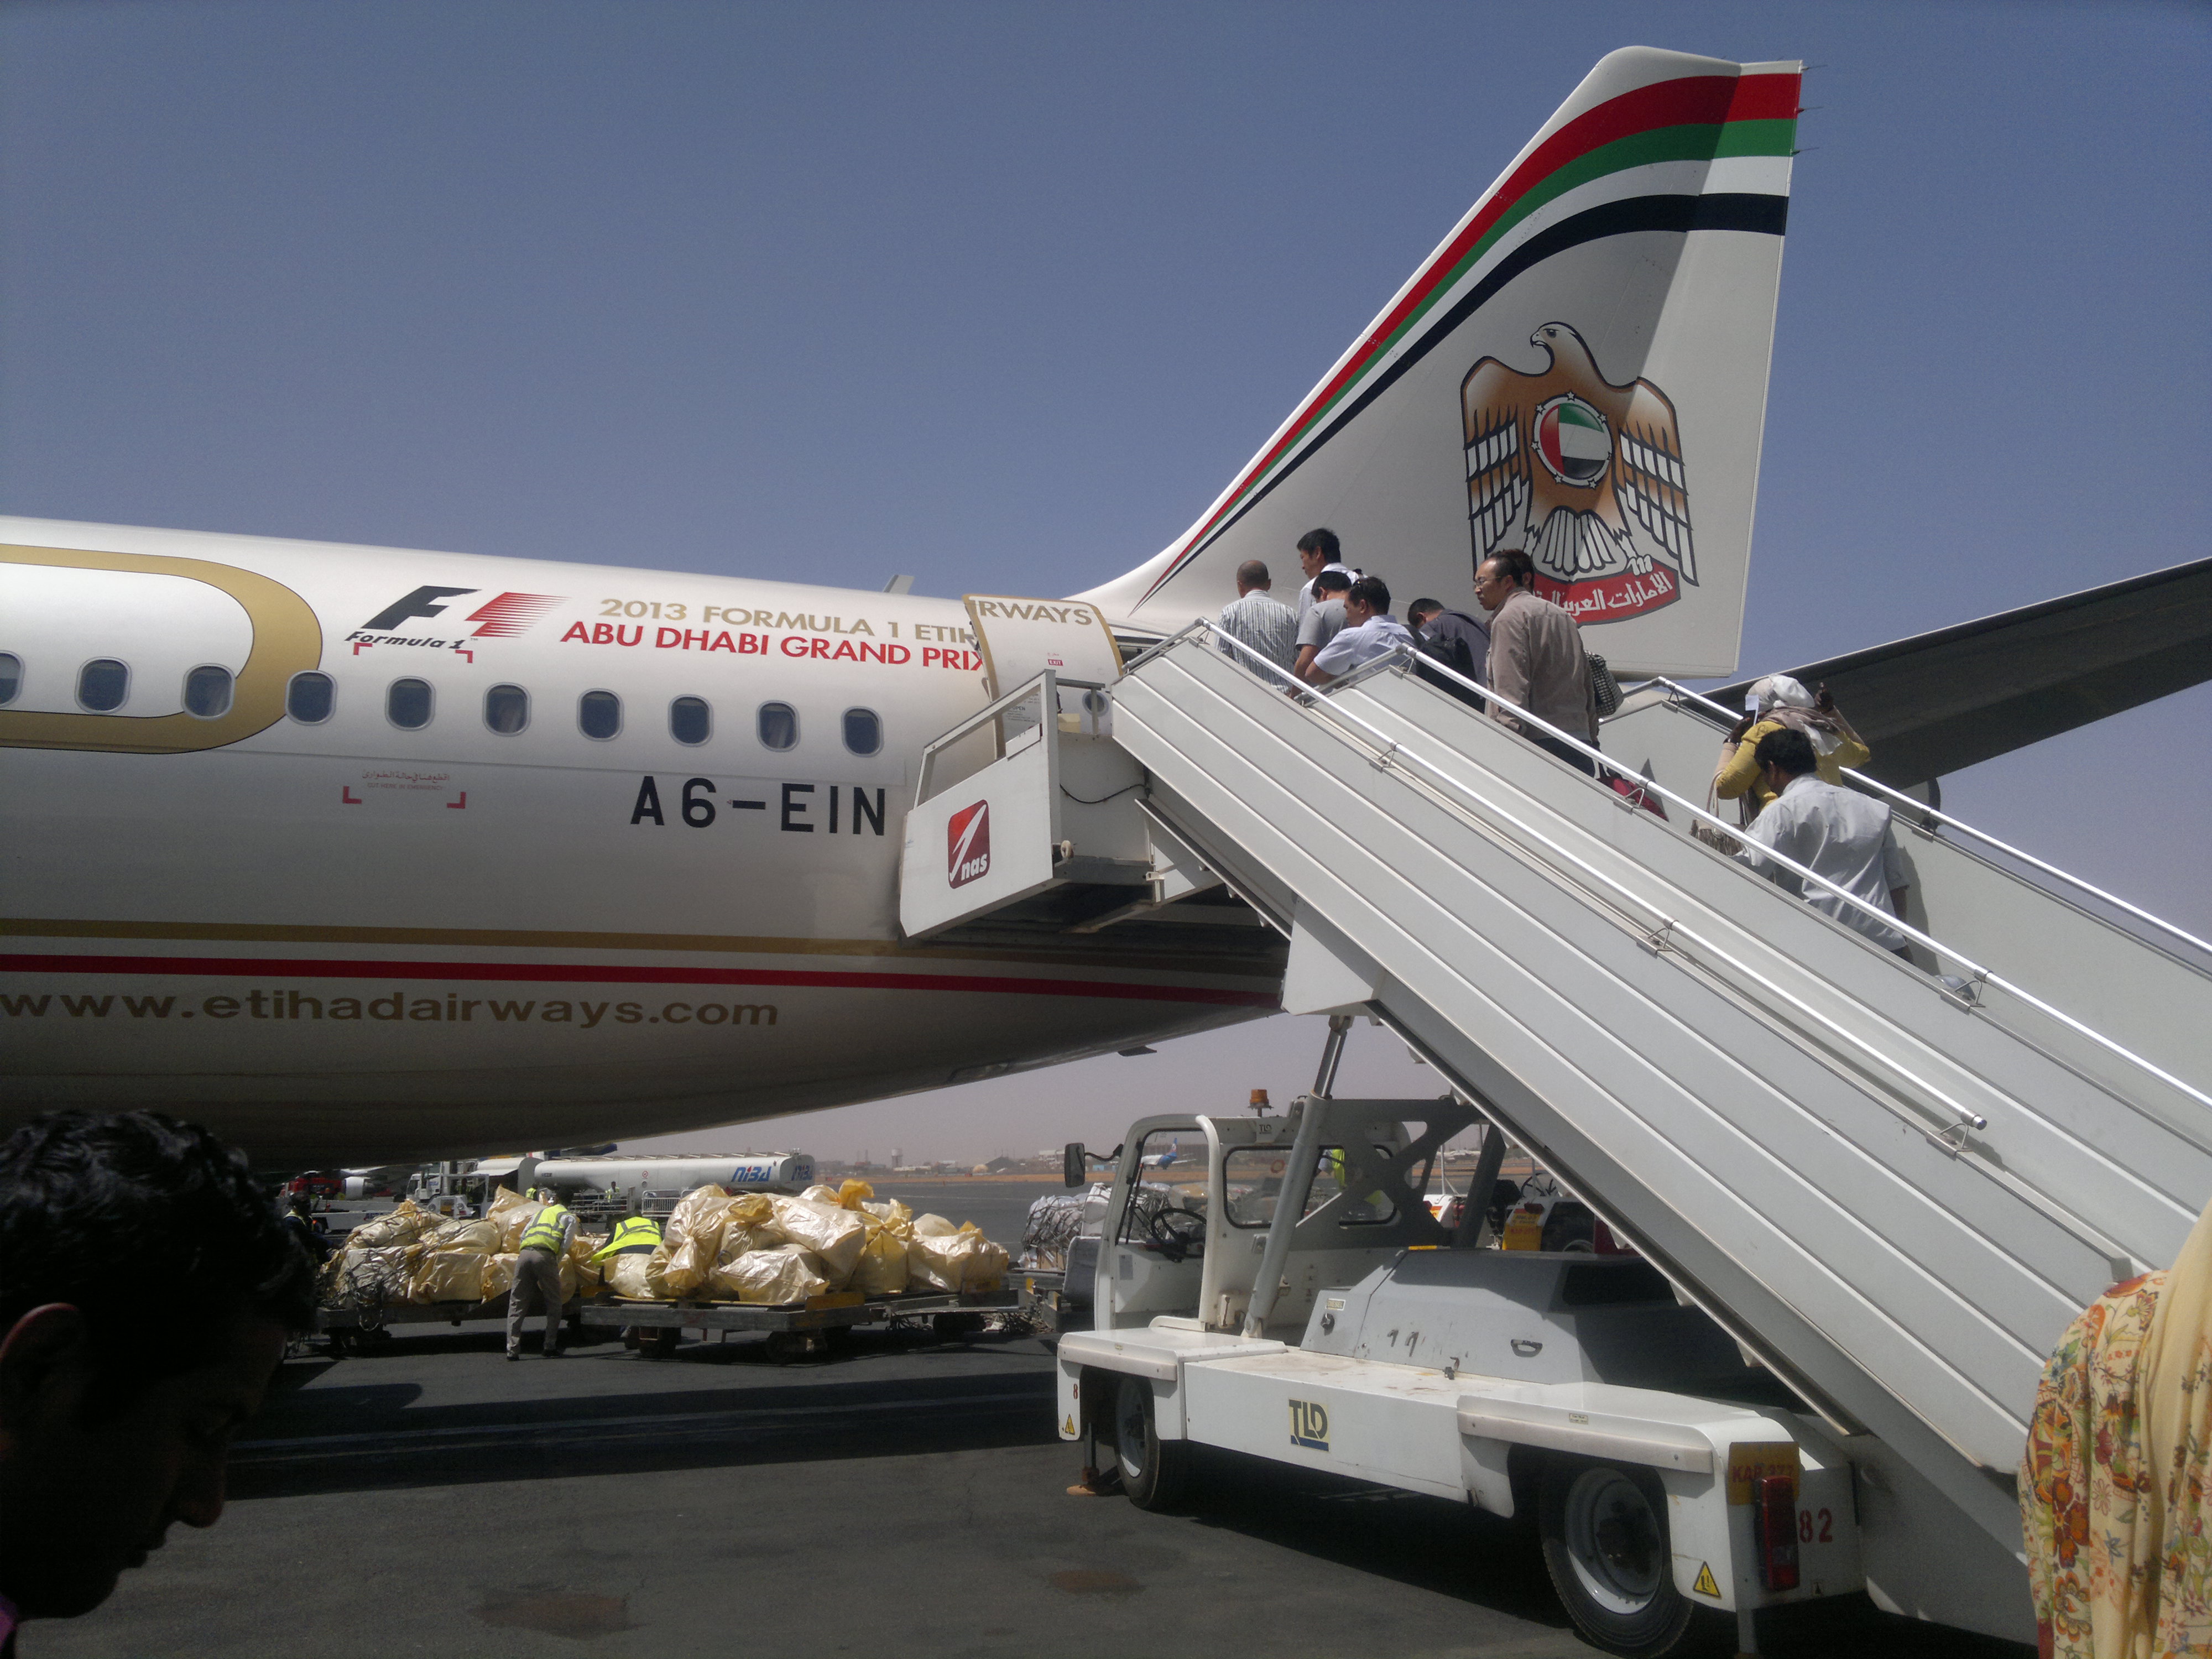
top-left (1288, 1399), bottom-right (1330, 1451)
top-left (947, 801), bottom-right (991, 887)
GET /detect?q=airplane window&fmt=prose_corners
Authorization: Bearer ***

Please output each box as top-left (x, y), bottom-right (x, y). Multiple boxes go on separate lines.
top-left (757, 702), bottom-right (798, 752)
top-left (670, 696), bottom-right (711, 746)
top-left (287, 671), bottom-right (335, 724)
top-left (579, 689), bottom-right (622, 740)
top-left (842, 708), bottom-right (882, 756)
top-left (183, 665), bottom-right (233, 718)
top-left (485, 684), bottom-right (529, 734)
top-left (0, 654), bottom-right (19, 706)
top-left (77, 659), bottom-right (129, 712)
top-left (387, 677), bottom-right (434, 730)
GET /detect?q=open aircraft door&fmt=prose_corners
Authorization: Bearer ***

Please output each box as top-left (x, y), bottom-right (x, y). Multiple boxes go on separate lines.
top-left (898, 596), bottom-right (1170, 941)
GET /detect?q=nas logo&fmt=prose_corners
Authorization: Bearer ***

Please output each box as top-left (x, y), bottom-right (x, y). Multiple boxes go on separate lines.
top-left (1462, 322), bottom-right (1694, 623)
top-left (947, 801), bottom-right (991, 888)
top-left (362, 586), bottom-right (566, 639)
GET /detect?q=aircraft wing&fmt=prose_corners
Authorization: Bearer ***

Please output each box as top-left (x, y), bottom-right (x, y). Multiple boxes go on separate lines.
top-left (1708, 557), bottom-right (2212, 787)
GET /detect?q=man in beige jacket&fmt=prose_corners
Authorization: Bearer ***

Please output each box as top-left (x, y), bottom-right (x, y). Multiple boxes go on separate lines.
top-left (1474, 550), bottom-right (1598, 775)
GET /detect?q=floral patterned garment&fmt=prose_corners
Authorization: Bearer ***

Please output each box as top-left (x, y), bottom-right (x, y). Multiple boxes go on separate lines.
top-left (2021, 1257), bottom-right (2212, 1659)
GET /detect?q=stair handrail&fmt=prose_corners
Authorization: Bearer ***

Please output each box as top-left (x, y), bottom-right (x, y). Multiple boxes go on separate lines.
top-left (1640, 676), bottom-right (2212, 962)
top-left (1128, 622), bottom-right (2212, 1128)
top-left (1128, 629), bottom-right (2174, 1267)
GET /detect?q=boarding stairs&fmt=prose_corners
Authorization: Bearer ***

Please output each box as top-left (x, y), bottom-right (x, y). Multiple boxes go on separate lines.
top-left (898, 628), bottom-right (2212, 1557)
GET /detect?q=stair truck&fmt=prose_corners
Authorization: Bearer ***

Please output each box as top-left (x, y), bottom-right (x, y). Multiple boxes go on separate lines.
top-left (1056, 1080), bottom-right (2010, 1657)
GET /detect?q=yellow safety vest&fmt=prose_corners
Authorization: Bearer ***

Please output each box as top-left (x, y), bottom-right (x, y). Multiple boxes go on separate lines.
top-left (591, 1215), bottom-right (661, 1261)
top-left (519, 1203), bottom-right (571, 1254)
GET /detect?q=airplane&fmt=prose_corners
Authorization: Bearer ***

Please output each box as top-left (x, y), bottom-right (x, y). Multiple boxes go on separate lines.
top-left (3, 46), bottom-right (2206, 1169)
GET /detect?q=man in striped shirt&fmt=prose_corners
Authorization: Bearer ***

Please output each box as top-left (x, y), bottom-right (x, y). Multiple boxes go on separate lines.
top-left (1216, 560), bottom-right (1298, 672)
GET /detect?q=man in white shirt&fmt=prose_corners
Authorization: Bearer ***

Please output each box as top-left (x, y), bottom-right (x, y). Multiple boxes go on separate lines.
top-left (1293, 528), bottom-right (1354, 622)
top-left (1305, 576), bottom-right (1416, 687)
top-left (1738, 727), bottom-right (1912, 954)
top-left (1215, 559), bottom-right (1298, 671)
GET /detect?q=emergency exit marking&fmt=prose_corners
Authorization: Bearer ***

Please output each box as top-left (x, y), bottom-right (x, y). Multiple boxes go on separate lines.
top-left (1288, 1399), bottom-right (1330, 1451)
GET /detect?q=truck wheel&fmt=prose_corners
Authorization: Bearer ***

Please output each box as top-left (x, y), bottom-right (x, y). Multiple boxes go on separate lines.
top-left (1114, 1374), bottom-right (1190, 1512)
top-left (1537, 1460), bottom-right (1695, 1658)
top-left (1541, 1203), bottom-right (1597, 1254)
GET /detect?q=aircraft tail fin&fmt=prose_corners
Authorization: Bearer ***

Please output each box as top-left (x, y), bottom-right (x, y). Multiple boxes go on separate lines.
top-left (1079, 46), bottom-right (1801, 679)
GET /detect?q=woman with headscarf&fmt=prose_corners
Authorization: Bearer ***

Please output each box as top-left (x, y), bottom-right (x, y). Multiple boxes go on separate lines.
top-left (2020, 1197), bottom-right (2212, 1658)
top-left (1713, 674), bottom-right (1872, 812)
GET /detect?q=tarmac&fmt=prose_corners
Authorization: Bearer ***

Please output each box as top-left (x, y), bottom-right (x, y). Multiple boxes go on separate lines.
top-left (30, 1186), bottom-right (2036, 1658)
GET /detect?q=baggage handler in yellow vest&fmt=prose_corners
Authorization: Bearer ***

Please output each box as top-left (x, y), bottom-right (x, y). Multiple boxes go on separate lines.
top-left (591, 1214), bottom-right (660, 1261)
top-left (506, 1189), bottom-right (576, 1360)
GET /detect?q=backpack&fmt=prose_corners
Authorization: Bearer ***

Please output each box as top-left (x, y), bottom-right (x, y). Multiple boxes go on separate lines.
top-left (1414, 627), bottom-right (1485, 711)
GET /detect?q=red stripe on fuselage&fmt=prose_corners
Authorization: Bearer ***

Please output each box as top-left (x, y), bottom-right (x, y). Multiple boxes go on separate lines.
top-left (1, 952), bottom-right (1280, 1007)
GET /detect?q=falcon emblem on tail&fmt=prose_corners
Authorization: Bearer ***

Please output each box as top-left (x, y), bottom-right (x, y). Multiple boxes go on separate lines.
top-left (1462, 322), bottom-right (1693, 621)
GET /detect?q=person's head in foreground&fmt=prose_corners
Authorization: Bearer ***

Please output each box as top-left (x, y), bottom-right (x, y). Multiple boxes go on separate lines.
top-left (0, 1110), bottom-right (314, 1625)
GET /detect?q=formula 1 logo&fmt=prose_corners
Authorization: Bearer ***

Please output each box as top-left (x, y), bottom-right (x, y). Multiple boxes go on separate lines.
top-left (947, 801), bottom-right (991, 888)
top-left (361, 586), bottom-right (566, 639)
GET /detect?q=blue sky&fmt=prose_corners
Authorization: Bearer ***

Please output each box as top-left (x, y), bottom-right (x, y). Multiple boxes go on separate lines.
top-left (4, 1), bottom-right (2204, 1159)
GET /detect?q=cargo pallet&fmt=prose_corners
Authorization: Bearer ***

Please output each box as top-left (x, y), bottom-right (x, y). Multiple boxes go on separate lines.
top-left (578, 1285), bottom-right (1023, 1361)
top-left (315, 1296), bottom-right (587, 1352)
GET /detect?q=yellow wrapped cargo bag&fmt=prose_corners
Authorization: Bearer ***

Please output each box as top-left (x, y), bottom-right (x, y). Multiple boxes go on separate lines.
top-left (566, 1235), bottom-right (605, 1300)
top-left (849, 1217), bottom-right (909, 1295)
top-left (425, 1217), bottom-right (501, 1253)
top-left (714, 1243), bottom-right (829, 1305)
top-left (484, 1186), bottom-right (540, 1253)
top-left (347, 1198), bottom-right (436, 1250)
top-left (714, 1211), bottom-right (776, 1271)
top-left (603, 1253), bottom-right (660, 1300)
top-left (652, 1185), bottom-right (733, 1296)
top-left (409, 1249), bottom-right (489, 1305)
top-left (908, 1222), bottom-right (1010, 1293)
top-left (836, 1179), bottom-right (874, 1209)
top-left (800, 1184), bottom-right (844, 1207)
top-left (765, 1195), bottom-right (868, 1284)
top-left (482, 1253), bottom-right (518, 1301)
top-left (862, 1198), bottom-right (914, 1235)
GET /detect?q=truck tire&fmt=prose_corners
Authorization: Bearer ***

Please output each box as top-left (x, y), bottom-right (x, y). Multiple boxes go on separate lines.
top-left (1541, 1202), bottom-right (1597, 1255)
top-left (1537, 1459), bottom-right (1697, 1658)
top-left (1114, 1374), bottom-right (1190, 1512)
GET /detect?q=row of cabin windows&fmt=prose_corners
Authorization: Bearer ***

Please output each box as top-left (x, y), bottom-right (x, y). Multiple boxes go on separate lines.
top-left (0, 655), bottom-right (882, 755)
top-left (0, 655), bottom-right (237, 718)
top-left (285, 672), bottom-right (881, 755)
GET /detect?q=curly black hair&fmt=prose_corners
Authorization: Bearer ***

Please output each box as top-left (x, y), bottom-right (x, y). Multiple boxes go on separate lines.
top-left (0, 1111), bottom-right (317, 1411)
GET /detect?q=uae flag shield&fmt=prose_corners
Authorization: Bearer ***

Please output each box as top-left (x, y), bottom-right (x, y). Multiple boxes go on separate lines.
top-left (1535, 395), bottom-right (1610, 486)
